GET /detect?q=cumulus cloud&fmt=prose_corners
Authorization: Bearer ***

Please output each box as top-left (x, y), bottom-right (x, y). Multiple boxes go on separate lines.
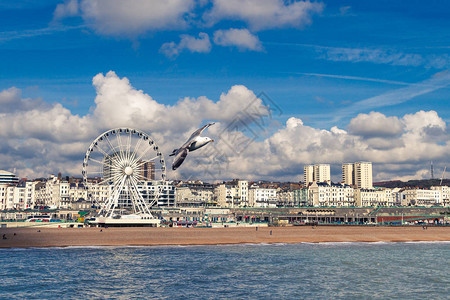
top-left (402, 110), bottom-right (446, 133)
top-left (1, 72), bottom-right (448, 182)
top-left (0, 87), bottom-right (46, 113)
top-left (160, 32), bottom-right (212, 58)
top-left (205, 0), bottom-right (324, 31)
top-left (213, 28), bottom-right (263, 51)
top-left (348, 112), bottom-right (403, 138)
top-left (55, 0), bottom-right (195, 36)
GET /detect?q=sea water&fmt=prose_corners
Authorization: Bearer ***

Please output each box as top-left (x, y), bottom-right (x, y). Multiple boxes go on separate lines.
top-left (0, 242), bottom-right (449, 299)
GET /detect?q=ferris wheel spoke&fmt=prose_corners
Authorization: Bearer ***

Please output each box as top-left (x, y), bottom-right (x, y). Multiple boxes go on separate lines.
top-left (97, 173), bottom-right (121, 186)
top-left (139, 146), bottom-right (157, 163)
top-left (110, 175), bottom-right (127, 216)
top-left (127, 177), bottom-right (142, 213)
top-left (130, 135), bottom-right (144, 161)
top-left (132, 154), bottom-right (158, 169)
top-left (132, 160), bottom-right (145, 169)
top-left (93, 142), bottom-right (110, 158)
top-left (105, 135), bottom-right (117, 155)
top-left (133, 173), bottom-right (147, 182)
top-left (88, 157), bottom-right (114, 168)
top-left (124, 130), bottom-right (131, 161)
top-left (115, 132), bottom-right (128, 165)
top-left (105, 135), bottom-right (126, 167)
top-left (127, 178), bottom-right (138, 214)
top-left (126, 130), bottom-right (132, 155)
top-left (129, 175), bottom-right (151, 215)
top-left (147, 188), bottom-right (159, 208)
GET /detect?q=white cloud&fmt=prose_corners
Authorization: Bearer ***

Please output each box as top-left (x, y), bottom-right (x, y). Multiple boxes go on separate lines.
top-left (213, 28), bottom-right (263, 51)
top-left (402, 110), bottom-right (446, 134)
top-left (318, 46), bottom-right (450, 69)
top-left (348, 112), bottom-right (403, 137)
top-left (0, 87), bottom-right (46, 113)
top-left (58, 0), bottom-right (195, 36)
top-left (160, 32), bottom-right (211, 58)
top-left (53, 0), bottom-right (79, 20)
top-left (1, 72), bottom-right (448, 182)
top-left (205, 0), bottom-right (324, 31)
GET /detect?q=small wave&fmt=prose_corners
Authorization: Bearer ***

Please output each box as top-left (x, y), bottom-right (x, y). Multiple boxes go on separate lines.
top-left (404, 241), bottom-right (450, 244)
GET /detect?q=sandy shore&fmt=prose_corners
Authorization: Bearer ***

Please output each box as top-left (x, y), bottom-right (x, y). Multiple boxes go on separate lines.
top-left (1, 226), bottom-right (449, 248)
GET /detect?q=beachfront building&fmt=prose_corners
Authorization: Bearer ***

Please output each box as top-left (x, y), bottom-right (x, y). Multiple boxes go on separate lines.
top-left (214, 180), bottom-right (249, 208)
top-left (308, 182), bottom-right (354, 207)
top-left (138, 181), bottom-right (176, 207)
top-left (0, 170), bottom-right (20, 185)
top-left (293, 189), bottom-right (310, 206)
top-left (277, 187), bottom-right (309, 207)
top-left (15, 181), bottom-right (37, 210)
top-left (176, 183), bottom-right (215, 207)
top-left (0, 185), bottom-right (15, 210)
top-left (355, 188), bottom-right (390, 207)
top-left (387, 188), bottom-right (403, 206)
top-left (68, 183), bottom-right (88, 203)
top-left (249, 186), bottom-right (277, 208)
top-left (86, 183), bottom-right (111, 206)
top-left (0, 181), bottom-right (38, 210)
top-left (277, 189), bottom-right (294, 207)
top-left (431, 186), bottom-right (450, 206)
top-left (400, 188), bottom-right (442, 207)
top-left (34, 175), bottom-right (71, 209)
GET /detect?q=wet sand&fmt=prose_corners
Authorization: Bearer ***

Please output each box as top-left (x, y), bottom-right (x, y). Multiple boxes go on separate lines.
top-left (1, 226), bottom-right (449, 248)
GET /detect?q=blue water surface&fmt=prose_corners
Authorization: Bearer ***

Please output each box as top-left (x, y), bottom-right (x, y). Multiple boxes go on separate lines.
top-left (1, 242), bottom-right (449, 299)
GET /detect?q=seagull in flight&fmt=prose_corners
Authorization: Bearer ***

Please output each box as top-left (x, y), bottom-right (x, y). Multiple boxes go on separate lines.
top-left (170, 123), bottom-right (215, 170)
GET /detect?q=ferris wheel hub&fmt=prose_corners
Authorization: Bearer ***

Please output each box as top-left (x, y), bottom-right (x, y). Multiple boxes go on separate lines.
top-left (124, 166), bottom-right (133, 175)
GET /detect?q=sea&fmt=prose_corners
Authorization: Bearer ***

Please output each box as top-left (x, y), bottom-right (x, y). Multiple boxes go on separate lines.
top-left (1, 242), bottom-right (449, 299)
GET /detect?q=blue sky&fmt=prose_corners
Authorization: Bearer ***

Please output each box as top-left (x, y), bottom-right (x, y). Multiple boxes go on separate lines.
top-left (0, 0), bottom-right (449, 181)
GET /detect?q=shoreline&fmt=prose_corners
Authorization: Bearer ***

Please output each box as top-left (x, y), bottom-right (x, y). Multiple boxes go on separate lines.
top-left (1, 226), bottom-right (449, 249)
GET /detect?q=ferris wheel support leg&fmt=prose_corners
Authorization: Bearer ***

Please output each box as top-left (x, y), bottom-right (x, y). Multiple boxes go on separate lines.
top-left (102, 175), bottom-right (126, 217)
top-left (129, 176), bottom-right (153, 218)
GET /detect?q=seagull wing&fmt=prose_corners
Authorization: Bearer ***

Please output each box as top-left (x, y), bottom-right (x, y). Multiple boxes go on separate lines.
top-left (186, 122), bottom-right (215, 142)
top-left (171, 148), bottom-right (188, 170)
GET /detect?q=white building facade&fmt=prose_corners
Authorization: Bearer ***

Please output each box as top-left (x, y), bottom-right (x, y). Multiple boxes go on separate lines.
top-left (308, 182), bottom-right (354, 207)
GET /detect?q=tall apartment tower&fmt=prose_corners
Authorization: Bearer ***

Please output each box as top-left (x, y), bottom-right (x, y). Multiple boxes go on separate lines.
top-left (304, 164), bottom-right (330, 185)
top-left (304, 165), bottom-right (314, 185)
top-left (354, 162), bottom-right (373, 189)
top-left (341, 162), bottom-right (373, 188)
top-left (314, 164), bottom-right (331, 183)
top-left (141, 161), bottom-right (155, 181)
top-left (342, 163), bottom-right (354, 185)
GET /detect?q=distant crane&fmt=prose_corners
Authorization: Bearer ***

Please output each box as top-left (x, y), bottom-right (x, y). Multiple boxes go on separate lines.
top-left (440, 166), bottom-right (446, 186)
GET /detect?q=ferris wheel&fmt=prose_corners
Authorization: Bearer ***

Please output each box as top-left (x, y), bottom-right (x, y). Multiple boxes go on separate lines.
top-left (82, 128), bottom-right (166, 218)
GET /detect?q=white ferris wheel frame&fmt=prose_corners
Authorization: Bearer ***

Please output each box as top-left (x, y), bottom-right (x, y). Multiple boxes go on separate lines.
top-left (82, 127), bottom-right (167, 218)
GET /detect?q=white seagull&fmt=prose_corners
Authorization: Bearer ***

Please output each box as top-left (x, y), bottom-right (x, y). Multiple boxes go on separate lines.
top-left (170, 123), bottom-right (215, 170)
